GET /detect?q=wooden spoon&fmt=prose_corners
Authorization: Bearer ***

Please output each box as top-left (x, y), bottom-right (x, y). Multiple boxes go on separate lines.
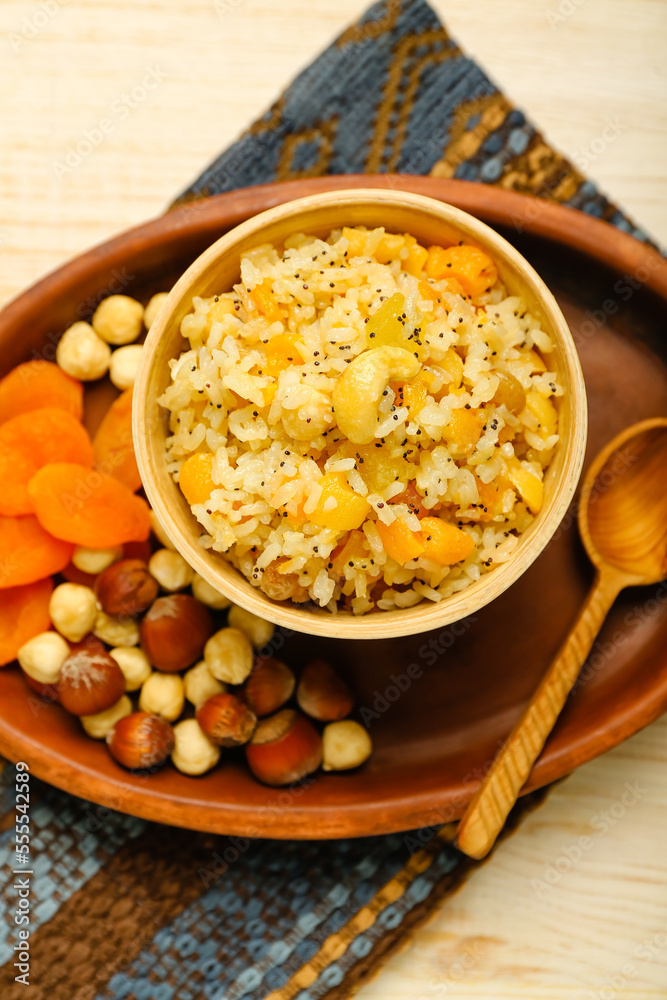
top-left (456, 417), bottom-right (667, 860)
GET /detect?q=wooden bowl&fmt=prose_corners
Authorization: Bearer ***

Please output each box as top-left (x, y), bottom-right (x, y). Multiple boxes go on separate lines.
top-left (134, 189), bottom-right (587, 638)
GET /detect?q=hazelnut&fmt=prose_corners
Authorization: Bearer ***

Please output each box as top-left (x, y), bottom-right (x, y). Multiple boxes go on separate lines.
top-left (144, 292), bottom-right (169, 331)
top-left (140, 594), bottom-right (213, 673)
top-left (196, 693), bottom-right (257, 747)
top-left (244, 657), bottom-right (295, 717)
top-left (93, 610), bottom-right (140, 647)
top-left (149, 510), bottom-right (176, 551)
top-left (72, 545), bottom-right (123, 575)
top-left (171, 718), bottom-right (220, 776)
top-left (56, 321), bottom-right (111, 380)
top-left (183, 660), bottom-right (226, 708)
top-left (107, 711), bottom-right (174, 769)
top-left (58, 639), bottom-right (126, 716)
top-left (109, 646), bottom-right (152, 692)
top-left (322, 720), bottom-right (372, 771)
top-left (92, 295), bottom-right (144, 346)
top-left (227, 605), bottom-right (275, 649)
top-left (17, 631), bottom-right (70, 685)
top-left (191, 573), bottom-right (231, 610)
top-left (49, 583), bottom-right (98, 643)
top-left (204, 628), bottom-right (253, 685)
top-left (109, 344), bottom-right (143, 390)
top-left (23, 673), bottom-right (59, 702)
top-left (138, 671), bottom-right (184, 722)
top-left (296, 659), bottom-right (354, 722)
top-left (245, 709), bottom-right (322, 786)
top-left (81, 694), bottom-right (132, 739)
top-left (148, 549), bottom-right (195, 592)
top-left (96, 559), bottom-right (158, 616)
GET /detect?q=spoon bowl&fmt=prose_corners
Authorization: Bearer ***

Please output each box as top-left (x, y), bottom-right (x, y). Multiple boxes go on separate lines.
top-left (457, 416), bottom-right (667, 859)
top-left (579, 417), bottom-right (667, 584)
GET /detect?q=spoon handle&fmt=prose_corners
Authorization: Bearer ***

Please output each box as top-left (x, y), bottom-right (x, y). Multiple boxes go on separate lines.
top-left (456, 570), bottom-right (623, 860)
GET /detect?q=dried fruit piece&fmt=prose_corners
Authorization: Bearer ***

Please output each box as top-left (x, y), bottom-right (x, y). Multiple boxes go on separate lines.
top-left (140, 594), bottom-right (213, 673)
top-left (0, 360), bottom-right (83, 426)
top-left (0, 515), bottom-right (73, 589)
top-left (419, 517), bottom-right (475, 566)
top-left (244, 657), bottom-right (295, 717)
top-left (375, 518), bottom-right (425, 566)
top-left (92, 388), bottom-right (141, 492)
top-left (0, 578), bottom-right (53, 666)
top-left (96, 559), bottom-right (158, 616)
top-left (107, 711), bottom-right (175, 769)
top-left (178, 453), bottom-right (216, 507)
top-left (245, 709), bottom-right (322, 786)
top-left (426, 244), bottom-right (498, 298)
top-left (197, 693), bottom-right (257, 746)
top-left (58, 641), bottom-right (126, 716)
top-left (0, 408), bottom-right (95, 517)
top-left (296, 660), bottom-right (354, 722)
top-left (28, 463), bottom-right (151, 548)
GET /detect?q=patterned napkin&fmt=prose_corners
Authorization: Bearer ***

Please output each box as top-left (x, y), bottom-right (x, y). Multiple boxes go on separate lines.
top-left (0, 1), bottom-right (647, 998)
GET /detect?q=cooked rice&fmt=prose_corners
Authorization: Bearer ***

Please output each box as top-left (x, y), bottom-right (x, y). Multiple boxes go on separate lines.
top-left (159, 226), bottom-right (564, 614)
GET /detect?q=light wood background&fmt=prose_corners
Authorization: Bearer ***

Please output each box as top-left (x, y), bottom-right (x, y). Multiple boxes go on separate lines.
top-left (1, 1), bottom-right (666, 996)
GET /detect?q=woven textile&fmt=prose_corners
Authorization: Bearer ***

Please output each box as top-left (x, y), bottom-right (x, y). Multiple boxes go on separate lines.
top-left (0, 1), bottom-right (647, 998)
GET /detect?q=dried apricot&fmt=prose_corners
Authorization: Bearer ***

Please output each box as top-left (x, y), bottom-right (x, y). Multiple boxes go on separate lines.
top-left (0, 360), bottom-right (83, 426)
top-left (92, 387), bottom-right (141, 492)
top-left (0, 515), bottom-right (73, 589)
top-left (28, 463), bottom-right (151, 548)
top-left (0, 578), bottom-right (54, 666)
top-left (0, 408), bottom-right (94, 516)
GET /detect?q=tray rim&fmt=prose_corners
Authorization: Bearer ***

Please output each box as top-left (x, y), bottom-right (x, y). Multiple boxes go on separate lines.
top-left (1, 175), bottom-right (666, 839)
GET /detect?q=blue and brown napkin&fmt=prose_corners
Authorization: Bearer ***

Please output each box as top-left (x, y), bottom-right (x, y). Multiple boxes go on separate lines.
top-left (0, 1), bottom-right (647, 997)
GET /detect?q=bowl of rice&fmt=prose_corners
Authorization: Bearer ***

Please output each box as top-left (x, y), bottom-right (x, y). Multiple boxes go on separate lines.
top-left (134, 189), bottom-right (587, 639)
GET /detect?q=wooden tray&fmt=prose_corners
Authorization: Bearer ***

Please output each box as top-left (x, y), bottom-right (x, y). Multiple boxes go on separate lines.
top-left (1, 176), bottom-right (666, 839)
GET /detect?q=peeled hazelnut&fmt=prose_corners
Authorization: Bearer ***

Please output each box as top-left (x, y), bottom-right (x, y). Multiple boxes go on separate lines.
top-left (244, 657), bottom-right (295, 717)
top-left (93, 610), bottom-right (140, 647)
top-left (322, 720), bottom-right (372, 771)
top-left (296, 660), bottom-right (354, 722)
top-left (204, 627), bottom-right (253, 685)
top-left (183, 660), bottom-right (226, 708)
top-left (191, 573), bottom-right (231, 610)
top-left (49, 583), bottom-right (98, 643)
top-left (149, 510), bottom-right (176, 551)
top-left (17, 631), bottom-right (70, 685)
top-left (171, 718), bottom-right (220, 776)
top-left (72, 545), bottom-right (123, 575)
top-left (148, 549), bottom-right (195, 592)
top-left (92, 294), bottom-right (144, 346)
top-left (107, 711), bottom-right (175, 769)
top-left (96, 559), bottom-right (158, 616)
top-left (196, 693), bottom-right (257, 747)
top-left (144, 291), bottom-right (169, 331)
top-left (58, 640), bottom-right (126, 716)
top-left (138, 671), bottom-right (184, 722)
top-left (140, 594), bottom-right (213, 673)
top-left (227, 605), bottom-right (275, 649)
top-left (81, 694), bottom-right (132, 739)
top-left (245, 709), bottom-right (322, 786)
top-left (109, 646), bottom-right (152, 692)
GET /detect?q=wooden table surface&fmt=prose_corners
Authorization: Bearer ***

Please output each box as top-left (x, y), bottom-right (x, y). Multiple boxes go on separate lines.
top-left (1, 1), bottom-right (666, 996)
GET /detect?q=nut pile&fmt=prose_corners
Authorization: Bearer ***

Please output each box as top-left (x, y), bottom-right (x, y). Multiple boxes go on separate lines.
top-left (18, 529), bottom-right (372, 783)
top-left (2, 288), bottom-right (372, 785)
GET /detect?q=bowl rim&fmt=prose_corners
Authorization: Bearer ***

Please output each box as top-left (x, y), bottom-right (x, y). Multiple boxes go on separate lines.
top-left (134, 187), bottom-right (588, 639)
